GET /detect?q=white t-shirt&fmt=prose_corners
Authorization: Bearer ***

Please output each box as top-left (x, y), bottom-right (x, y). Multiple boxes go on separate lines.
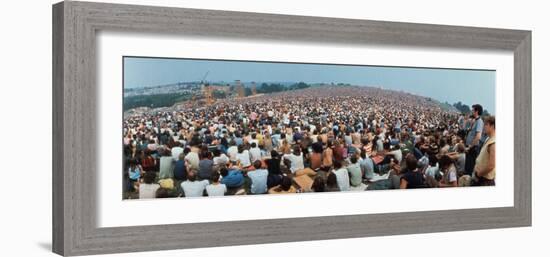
top-left (181, 180), bottom-right (209, 197)
top-left (171, 146), bottom-right (184, 160)
top-left (213, 154), bottom-right (229, 167)
top-left (236, 150), bottom-right (251, 167)
top-left (206, 183), bottom-right (227, 197)
top-left (389, 149), bottom-right (402, 163)
top-left (446, 165), bottom-right (458, 183)
top-left (283, 153), bottom-right (305, 173)
top-left (249, 139), bottom-right (259, 147)
top-left (249, 147), bottom-right (262, 163)
top-left (227, 146), bottom-right (239, 161)
top-left (184, 152), bottom-right (200, 170)
top-left (333, 168), bottom-right (350, 191)
top-left (139, 183), bottom-right (160, 199)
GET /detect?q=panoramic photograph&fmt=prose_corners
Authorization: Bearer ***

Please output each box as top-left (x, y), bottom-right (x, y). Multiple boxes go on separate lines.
top-left (122, 57), bottom-right (496, 200)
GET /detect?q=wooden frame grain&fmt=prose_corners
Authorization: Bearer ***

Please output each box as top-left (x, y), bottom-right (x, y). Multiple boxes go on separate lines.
top-left (52, 1), bottom-right (531, 256)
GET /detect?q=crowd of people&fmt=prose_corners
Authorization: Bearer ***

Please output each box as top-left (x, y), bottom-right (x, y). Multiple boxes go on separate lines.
top-left (122, 86), bottom-right (496, 199)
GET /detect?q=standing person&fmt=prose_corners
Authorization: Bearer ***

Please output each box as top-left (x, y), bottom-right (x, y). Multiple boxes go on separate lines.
top-left (474, 116), bottom-right (496, 186)
top-left (465, 104), bottom-right (484, 175)
top-left (458, 114), bottom-right (467, 139)
top-left (399, 154), bottom-right (425, 189)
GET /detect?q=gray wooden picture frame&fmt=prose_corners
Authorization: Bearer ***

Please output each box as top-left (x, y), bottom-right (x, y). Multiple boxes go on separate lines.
top-left (52, 1), bottom-right (531, 256)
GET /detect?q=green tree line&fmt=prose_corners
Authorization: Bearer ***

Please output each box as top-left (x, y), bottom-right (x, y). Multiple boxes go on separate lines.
top-left (124, 92), bottom-right (192, 111)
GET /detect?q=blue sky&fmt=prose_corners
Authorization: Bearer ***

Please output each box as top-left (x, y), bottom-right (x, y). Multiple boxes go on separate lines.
top-left (124, 57), bottom-right (495, 113)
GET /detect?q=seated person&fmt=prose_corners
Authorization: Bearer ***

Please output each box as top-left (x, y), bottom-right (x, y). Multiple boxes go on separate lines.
top-left (347, 155), bottom-right (363, 187)
top-left (159, 149), bottom-right (174, 179)
top-left (332, 161), bottom-right (350, 191)
top-left (247, 160), bottom-right (269, 194)
top-left (236, 145), bottom-right (252, 168)
top-left (249, 142), bottom-right (262, 163)
top-left (155, 187), bottom-right (173, 198)
top-left (439, 155), bottom-right (458, 187)
top-left (206, 172), bottom-right (227, 197)
top-left (400, 154), bottom-right (426, 189)
top-left (212, 149), bottom-right (229, 168)
top-left (139, 172), bottom-right (160, 199)
top-left (283, 145), bottom-right (305, 174)
top-left (424, 154), bottom-right (440, 179)
top-left (220, 167), bottom-right (245, 189)
top-left (268, 176), bottom-right (297, 194)
top-left (198, 151), bottom-right (214, 180)
top-left (359, 150), bottom-right (375, 180)
top-left (173, 153), bottom-right (187, 181)
top-left (266, 150), bottom-right (283, 188)
top-left (325, 172), bottom-right (340, 192)
top-left (311, 176), bottom-right (326, 192)
top-left (180, 170), bottom-right (209, 197)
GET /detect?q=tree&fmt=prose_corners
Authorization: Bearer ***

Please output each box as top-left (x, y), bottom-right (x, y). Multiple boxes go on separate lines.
top-left (453, 101), bottom-right (470, 114)
top-left (257, 83), bottom-right (286, 93)
top-left (212, 90), bottom-right (226, 99)
top-left (289, 82), bottom-right (310, 90)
